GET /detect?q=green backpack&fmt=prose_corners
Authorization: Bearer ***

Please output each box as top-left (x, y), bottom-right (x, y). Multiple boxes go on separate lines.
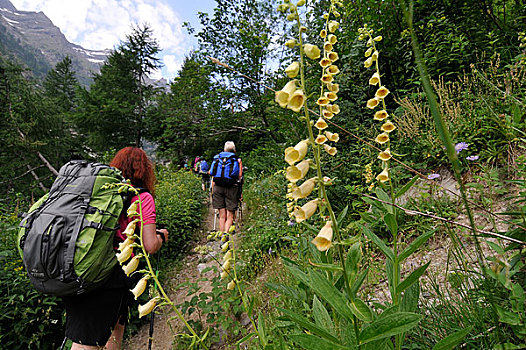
top-left (17, 160), bottom-right (128, 296)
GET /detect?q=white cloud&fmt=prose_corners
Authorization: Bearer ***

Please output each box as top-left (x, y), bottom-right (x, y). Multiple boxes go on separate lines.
top-left (11, 0), bottom-right (189, 79)
top-left (163, 54), bottom-right (182, 76)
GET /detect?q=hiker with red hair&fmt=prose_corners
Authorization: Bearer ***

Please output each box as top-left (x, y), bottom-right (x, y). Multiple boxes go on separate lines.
top-left (64, 147), bottom-right (168, 350)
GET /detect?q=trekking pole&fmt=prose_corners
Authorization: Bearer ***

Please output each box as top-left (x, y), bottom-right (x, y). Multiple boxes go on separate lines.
top-left (213, 209), bottom-right (218, 231)
top-left (148, 250), bottom-right (161, 350)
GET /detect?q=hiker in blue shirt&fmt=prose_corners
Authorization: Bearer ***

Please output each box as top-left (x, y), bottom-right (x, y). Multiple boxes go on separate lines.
top-left (197, 157), bottom-right (210, 191)
top-left (210, 141), bottom-right (242, 233)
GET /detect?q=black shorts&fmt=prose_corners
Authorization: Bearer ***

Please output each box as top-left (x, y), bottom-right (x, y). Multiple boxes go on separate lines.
top-left (63, 266), bottom-right (134, 346)
top-left (212, 184), bottom-right (239, 211)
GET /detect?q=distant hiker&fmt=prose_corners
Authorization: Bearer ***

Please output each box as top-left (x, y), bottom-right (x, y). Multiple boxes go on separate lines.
top-left (63, 147), bottom-right (168, 350)
top-left (197, 157), bottom-right (210, 191)
top-left (210, 141), bottom-right (242, 233)
top-left (192, 156), bottom-right (201, 173)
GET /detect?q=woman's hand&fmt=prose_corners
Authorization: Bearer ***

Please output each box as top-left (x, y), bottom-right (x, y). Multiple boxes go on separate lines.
top-left (156, 228), bottom-right (169, 244)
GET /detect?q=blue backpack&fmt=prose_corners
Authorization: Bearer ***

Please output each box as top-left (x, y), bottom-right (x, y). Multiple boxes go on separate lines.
top-left (210, 152), bottom-right (240, 187)
top-left (199, 160), bottom-right (209, 174)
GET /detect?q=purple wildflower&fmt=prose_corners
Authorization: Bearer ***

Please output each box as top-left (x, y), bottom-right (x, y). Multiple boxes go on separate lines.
top-left (288, 220), bottom-right (295, 226)
top-left (455, 142), bottom-right (469, 153)
top-left (427, 173), bottom-right (440, 180)
top-left (268, 248), bottom-right (274, 255)
top-left (466, 155), bottom-right (479, 161)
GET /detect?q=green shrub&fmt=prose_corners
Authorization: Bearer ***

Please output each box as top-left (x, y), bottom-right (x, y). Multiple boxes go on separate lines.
top-left (0, 218), bottom-right (64, 350)
top-left (155, 167), bottom-right (205, 260)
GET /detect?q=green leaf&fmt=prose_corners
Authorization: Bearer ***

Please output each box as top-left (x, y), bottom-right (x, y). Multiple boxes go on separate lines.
top-left (492, 343), bottom-right (526, 350)
top-left (349, 298), bottom-right (373, 322)
top-left (312, 295), bottom-right (335, 332)
top-left (397, 262), bottom-right (430, 294)
top-left (257, 312), bottom-right (267, 346)
top-left (399, 229), bottom-right (435, 262)
top-left (359, 312), bottom-right (422, 344)
top-left (284, 263), bottom-right (311, 287)
top-left (337, 236), bottom-right (361, 246)
top-left (495, 305), bottom-right (521, 325)
top-left (486, 240), bottom-right (505, 256)
top-left (235, 332), bottom-right (256, 346)
top-left (309, 261), bottom-right (343, 272)
top-left (308, 270), bottom-right (356, 321)
top-left (350, 269), bottom-right (368, 297)
top-left (337, 205), bottom-right (349, 226)
top-left (289, 334), bottom-right (345, 350)
top-left (357, 223), bottom-right (394, 261)
top-left (375, 188), bottom-right (394, 213)
top-left (432, 326), bottom-right (473, 350)
top-left (401, 280), bottom-right (420, 313)
top-left (384, 213), bottom-right (398, 237)
top-left (279, 308), bottom-right (341, 344)
top-left (346, 242), bottom-right (362, 281)
top-left (395, 175), bottom-right (419, 199)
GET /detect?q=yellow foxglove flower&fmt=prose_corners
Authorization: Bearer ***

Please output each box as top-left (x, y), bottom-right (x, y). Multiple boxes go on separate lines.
top-left (285, 62), bottom-right (300, 78)
top-left (304, 44), bottom-right (321, 59)
top-left (376, 168), bottom-right (389, 183)
top-left (381, 120), bottom-right (396, 133)
top-left (127, 200), bottom-right (139, 217)
top-left (221, 242), bottom-right (230, 252)
top-left (285, 39), bottom-right (297, 48)
top-left (325, 131), bottom-right (340, 142)
top-left (371, 50), bottom-right (379, 61)
top-left (328, 51), bottom-right (339, 62)
top-left (369, 72), bottom-right (380, 85)
top-left (315, 117), bottom-right (328, 130)
top-left (375, 133), bottom-right (389, 144)
top-left (365, 47), bottom-right (373, 57)
top-left (328, 20), bottom-right (339, 33)
top-left (327, 83), bottom-right (339, 93)
top-left (327, 34), bottom-right (337, 44)
top-left (123, 256), bottom-right (140, 276)
top-left (227, 280), bottom-right (236, 290)
top-left (290, 177), bottom-right (317, 200)
top-left (373, 35), bottom-right (383, 41)
top-left (315, 134), bottom-right (328, 144)
top-left (322, 109), bottom-right (334, 119)
top-left (116, 245), bottom-right (132, 264)
top-left (285, 140), bottom-right (308, 165)
top-left (323, 144), bottom-right (337, 156)
top-left (286, 159), bottom-right (311, 183)
top-left (324, 42), bottom-right (333, 52)
top-left (320, 29), bottom-right (327, 38)
top-left (316, 96), bottom-right (330, 106)
top-left (330, 104), bottom-right (341, 114)
top-left (118, 237), bottom-right (135, 252)
top-left (367, 97), bottom-right (380, 109)
top-left (275, 80), bottom-right (297, 108)
top-left (220, 270), bottom-right (229, 279)
top-left (287, 89), bottom-right (306, 112)
top-left (375, 86), bottom-right (390, 99)
top-left (325, 91), bottom-right (337, 101)
top-left (123, 218), bottom-right (140, 237)
top-left (300, 26), bottom-right (307, 33)
top-left (297, 0), bottom-right (305, 6)
top-left (366, 38), bottom-right (373, 46)
top-left (222, 258), bottom-right (232, 272)
top-left (378, 149), bottom-right (392, 161)
top-left (130, 276), bottom-right (149, 300)
top-left (321, 74), bottom-right (334, 83)
top-left (364, 57), bottom-right (373, 68)
top-left (293, 199), bottom-right (320, 223)
top-left (223, 250), bottom-right (233, 262)
top-left (312, 221), bottom-right (333, 251)
top-left (328, 65), bottom-right (340, 75)
top-left (319, 58), bottom-right (332, 68)
top-left (374, 110), bottom-right (389, 120)
top-left (138, 297), bottom-right (160, 318)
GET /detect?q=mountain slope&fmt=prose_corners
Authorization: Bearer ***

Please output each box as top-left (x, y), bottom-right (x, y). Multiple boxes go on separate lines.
top-left (0, 0), bottom-right (108, 85)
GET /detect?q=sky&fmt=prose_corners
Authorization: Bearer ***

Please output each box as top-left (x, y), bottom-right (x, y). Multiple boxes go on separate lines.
top-left (10, 0), bottom-right (217, 81)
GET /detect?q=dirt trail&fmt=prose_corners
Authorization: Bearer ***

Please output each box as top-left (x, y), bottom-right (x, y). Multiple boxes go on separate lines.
top-left (124, 203), bottom-right (221, 350)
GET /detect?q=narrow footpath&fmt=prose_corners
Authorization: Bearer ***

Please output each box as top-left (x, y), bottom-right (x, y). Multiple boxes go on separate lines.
top-left (124, 203), bottom-right (224, 350)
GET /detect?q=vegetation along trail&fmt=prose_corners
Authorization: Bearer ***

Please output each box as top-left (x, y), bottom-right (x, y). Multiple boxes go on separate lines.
top-left (2, 0), bottom-right (525, 349)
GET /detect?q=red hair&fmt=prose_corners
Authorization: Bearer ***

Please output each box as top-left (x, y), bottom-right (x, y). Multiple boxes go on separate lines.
top-left (110, 147), bottom-right (156, 195)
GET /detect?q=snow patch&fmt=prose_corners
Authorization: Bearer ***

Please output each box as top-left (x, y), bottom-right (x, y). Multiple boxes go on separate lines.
top-left (87, 58), bottom-right (105, 63)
